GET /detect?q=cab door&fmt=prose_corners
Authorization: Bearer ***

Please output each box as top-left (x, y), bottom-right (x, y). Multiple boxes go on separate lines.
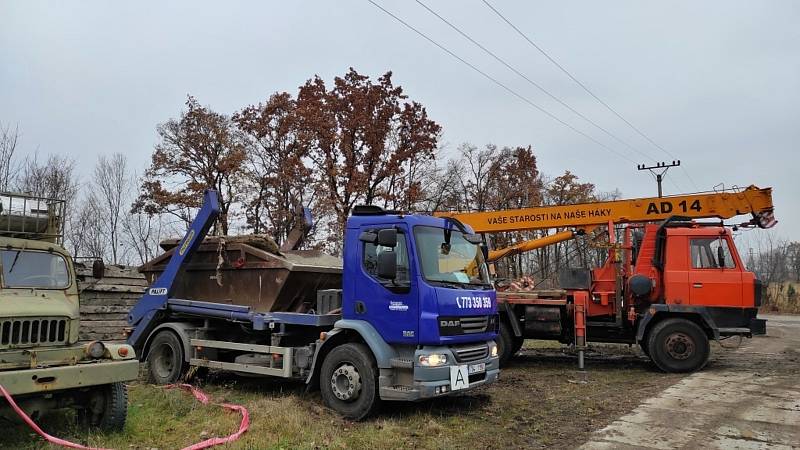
top-left (687, 237), bottom-right (743, 307)
top-left (352, 224), bottom-right (419, 345)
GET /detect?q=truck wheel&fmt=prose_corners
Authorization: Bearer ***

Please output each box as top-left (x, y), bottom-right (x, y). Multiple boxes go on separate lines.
top-left (320, 343), bottom-right (380, 421)
top-left (81, 382), bottom-right (128, 431)
top-left (497, 321), bottom-right (515, 367)
top-left (147, 330), bottom-right (187, 384)
top-left (647, 318), bottom-right (710, 373)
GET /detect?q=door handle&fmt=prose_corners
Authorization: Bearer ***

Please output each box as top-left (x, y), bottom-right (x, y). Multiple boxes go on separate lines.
top-left (692, 283), bottom-right (703, 288)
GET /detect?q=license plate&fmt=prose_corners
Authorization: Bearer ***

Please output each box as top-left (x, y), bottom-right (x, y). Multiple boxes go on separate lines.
top-left (450, 363), bottom-right (487, 391)
top-left (450, 365), bottom-right (469, 390)
top-left (468, 363), bottom-right (485, 374)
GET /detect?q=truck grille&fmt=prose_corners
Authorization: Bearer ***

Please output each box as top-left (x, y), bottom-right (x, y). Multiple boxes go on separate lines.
top-left (439, 315), bottom-right (495, 336)
top-left (451, 343), bottom-right (488, 363)
top-left (0, 317), bottom-right (68, 348)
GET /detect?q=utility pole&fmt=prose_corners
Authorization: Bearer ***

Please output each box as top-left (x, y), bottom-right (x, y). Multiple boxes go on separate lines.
top-left (637, 161), bottom-right (680, 197)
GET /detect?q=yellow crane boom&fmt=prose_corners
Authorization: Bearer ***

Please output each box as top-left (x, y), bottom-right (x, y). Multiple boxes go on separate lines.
top-left (439, 185), bottom-right (775, 233)
top-left (437, 185), bottom-right (776, 262)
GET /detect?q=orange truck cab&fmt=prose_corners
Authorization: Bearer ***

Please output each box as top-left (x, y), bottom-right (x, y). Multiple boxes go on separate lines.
top-left (574, 217), bottom-right (764, 372)
top-left (628, 218), bottom-right (764, 359)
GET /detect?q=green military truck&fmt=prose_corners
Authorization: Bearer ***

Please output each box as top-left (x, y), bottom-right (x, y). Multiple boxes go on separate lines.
top-left (0, 192), bottom-right (138, 430)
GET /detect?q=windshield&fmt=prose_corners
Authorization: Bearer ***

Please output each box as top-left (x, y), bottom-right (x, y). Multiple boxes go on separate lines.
top-left (1, 250), bottom-right (70, 289)
top-left (414, 225), bottom-right (491, 288)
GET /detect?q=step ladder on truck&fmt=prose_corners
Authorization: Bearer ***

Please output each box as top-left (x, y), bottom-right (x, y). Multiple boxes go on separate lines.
top-left (438, 185), bottom-right (776, 372)
top-left (127, 190), bottom-right (499, 420)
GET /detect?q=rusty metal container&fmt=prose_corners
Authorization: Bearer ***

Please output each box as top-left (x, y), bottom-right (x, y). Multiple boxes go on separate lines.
top-left (139, 236), bottom-right (342, 314)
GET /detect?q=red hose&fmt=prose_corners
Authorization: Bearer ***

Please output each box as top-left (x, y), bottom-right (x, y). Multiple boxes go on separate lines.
top-left (0, 384), bottom-right (111, 450)
top-left (0, 383), bottom-right (249, 450)
top-left (166, 383), bottom-right (251, 450)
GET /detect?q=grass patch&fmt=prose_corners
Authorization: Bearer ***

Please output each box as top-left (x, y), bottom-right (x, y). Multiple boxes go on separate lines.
top-left (3, 345), bottom-right (683, 449)
top-left (762, 282), bottom-right (800, 314)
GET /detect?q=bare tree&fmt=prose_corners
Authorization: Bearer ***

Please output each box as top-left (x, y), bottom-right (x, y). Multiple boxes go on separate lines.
top-left (452, 143), bottom-right (498, 212)
top-left (0, 122), bottom-right (21, 190)
top-left (122, 209), bottom-right (174, 266)
top-left (407, 151), bottom-right (455, 213)
top-left (15, 152), bottom-right (79, 204)
top-left (93, 153), bottom-right (130, 264)
top-left (69, 193), bottom-right (105, 259)
top-left (16, 152), bottom-right (80, 252)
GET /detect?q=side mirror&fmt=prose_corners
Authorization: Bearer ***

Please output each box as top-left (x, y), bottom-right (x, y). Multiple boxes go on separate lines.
top-left (717, 244), bottom-right (726, 268)
top-left (377, 251), bottom-right (397, 279)
top-left (377, 228), bottom-right (397, 248)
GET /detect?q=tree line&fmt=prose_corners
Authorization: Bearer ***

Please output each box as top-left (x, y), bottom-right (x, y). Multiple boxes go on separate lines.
top-left (744, 235), bottom-right (800, 312)
top-left (4, 67), bottom-right (795, 309)
top-left (2, 69), bottom-right (613, 281)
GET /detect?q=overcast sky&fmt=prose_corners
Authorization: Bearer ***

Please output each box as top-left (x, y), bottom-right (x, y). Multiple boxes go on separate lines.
top-left (2, 1), bottom-right (798, 243)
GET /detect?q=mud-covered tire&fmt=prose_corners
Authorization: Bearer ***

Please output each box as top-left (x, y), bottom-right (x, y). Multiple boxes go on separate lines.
top-left (80, 382), bottom-right (128, 431)
top-left (497, 320), bottom-right (515, 367)
top-left (146, 330), bottom-right (187, 384)
top-left (647, 318), bottom-right (710, 373)
top-left (320, 343), bottom-right (380, 421)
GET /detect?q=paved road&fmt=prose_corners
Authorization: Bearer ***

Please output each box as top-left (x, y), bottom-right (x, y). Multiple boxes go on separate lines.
top-left (580, 314), bottom-right (800, 449)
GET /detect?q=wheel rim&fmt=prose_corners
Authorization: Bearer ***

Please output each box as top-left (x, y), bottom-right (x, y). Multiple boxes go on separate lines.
top-left (330, 363), bottom-right (362, 402)
top-left (152, 342), bottom-right (176, 379)
top-left (664, 332), bottom-right (695, 360)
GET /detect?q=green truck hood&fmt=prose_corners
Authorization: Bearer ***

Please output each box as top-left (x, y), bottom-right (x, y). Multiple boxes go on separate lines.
top-left (0, 290), bottom-right (78, 319)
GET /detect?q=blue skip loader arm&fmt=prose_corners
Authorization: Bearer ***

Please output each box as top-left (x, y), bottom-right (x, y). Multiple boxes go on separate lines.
top-left (127, 190), bottom-right (220, 349)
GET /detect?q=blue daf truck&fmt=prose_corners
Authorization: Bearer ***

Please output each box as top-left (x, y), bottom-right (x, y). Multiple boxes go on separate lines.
top-left (127, 191), bottom-right (498, 419)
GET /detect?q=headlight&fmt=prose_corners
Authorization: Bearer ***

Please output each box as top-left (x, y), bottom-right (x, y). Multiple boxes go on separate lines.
top-left (85, 341), bottom-right (106, 359)
top-left (418, 353), bottom-right (448, 367)
top-left (489, 341), bottom-right (498, 358)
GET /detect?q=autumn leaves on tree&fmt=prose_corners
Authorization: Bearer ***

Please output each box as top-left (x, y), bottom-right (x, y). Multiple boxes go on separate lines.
top-left (135, 69), bottom-right (440, 248)
top-left (133, 96), bottom-right (246, 236)
top-left (134, 68), bottom-right (597, 260)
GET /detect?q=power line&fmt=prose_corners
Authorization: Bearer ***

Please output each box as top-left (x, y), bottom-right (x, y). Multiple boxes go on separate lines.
top-left (415, 0), bottom-right (658, 166)
top-left (366, 0), bottom-right (637, 165)
top-left (481, 0), bottom-right (699, 191)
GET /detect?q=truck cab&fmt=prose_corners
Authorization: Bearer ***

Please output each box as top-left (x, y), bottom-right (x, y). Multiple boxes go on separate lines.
top-left (654, 222), bottom-right (763, 334)
top-left (619, 219), bottom-right (765, 372)
top-left (341, 208), bottom-right (499, 402)
top-left (0, 192), bottom-right (138, 429)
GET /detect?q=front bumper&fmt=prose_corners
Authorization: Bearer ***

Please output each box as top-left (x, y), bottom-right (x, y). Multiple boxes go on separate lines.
top-left (379, 341), bottom-right (500, 401)
top-left (0, 359), bottom-right (139, 396)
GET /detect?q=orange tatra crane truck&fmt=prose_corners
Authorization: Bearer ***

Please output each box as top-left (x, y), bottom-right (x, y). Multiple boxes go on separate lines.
top-left (438, 186), bottom-right (776, 372)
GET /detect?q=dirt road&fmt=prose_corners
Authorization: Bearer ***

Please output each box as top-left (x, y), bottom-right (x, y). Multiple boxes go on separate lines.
top-left (580, 314), bottom-right (800, 449)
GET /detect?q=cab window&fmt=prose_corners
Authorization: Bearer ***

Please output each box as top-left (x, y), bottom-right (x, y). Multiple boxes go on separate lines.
top-left (690, 238), bottom-right (736, 269)
top-left (0, 250), bottom-right (70, 288)
top-left (363, 232), bottom-right (410, 285)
